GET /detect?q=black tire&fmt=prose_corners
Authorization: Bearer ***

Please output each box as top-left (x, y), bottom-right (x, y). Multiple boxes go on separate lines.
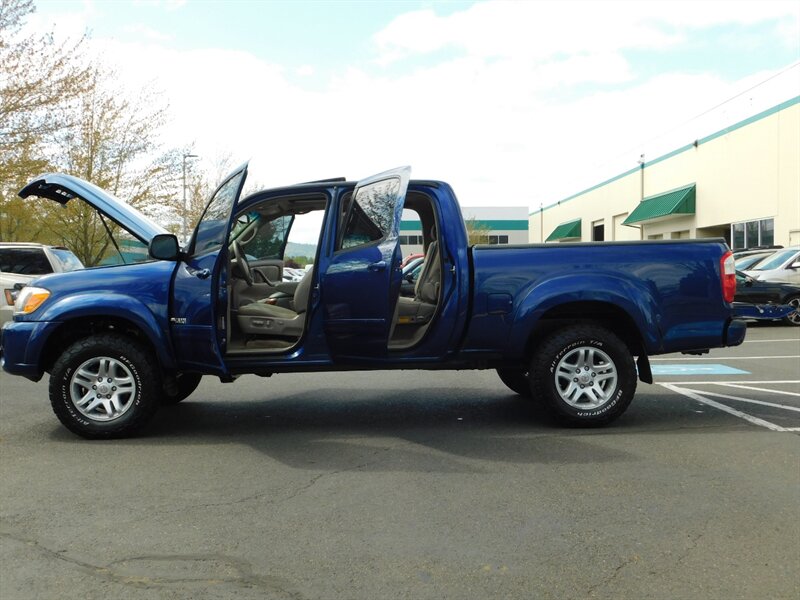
top-left (783, 296), bottom-right (800, 326)
top-left (530, 324), bottom-right (636, 426)
top-left (161, 373), bottom-right (202, 405)
top-left (49, 334), bottom-right (160, 439)
top-left (496, 368), bottom-right (532, 397)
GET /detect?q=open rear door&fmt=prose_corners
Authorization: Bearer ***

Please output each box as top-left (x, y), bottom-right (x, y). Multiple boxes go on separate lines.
top-left (321, 167), bottom-right (410, 360)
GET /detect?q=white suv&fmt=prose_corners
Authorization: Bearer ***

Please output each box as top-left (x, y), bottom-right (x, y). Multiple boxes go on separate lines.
top-left (0, 243), bottom-right (84, 325)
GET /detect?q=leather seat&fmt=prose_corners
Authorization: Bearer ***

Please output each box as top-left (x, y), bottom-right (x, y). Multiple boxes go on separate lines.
top-left (237, 268), bottom-right (314, 335)
top-left (396, 237), bottom-right (440, 324)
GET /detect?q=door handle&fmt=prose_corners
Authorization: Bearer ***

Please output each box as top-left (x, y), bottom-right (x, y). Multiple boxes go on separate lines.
top-left (188, 267), bottom-right (211, 279)
top-left (367, 261), bottom-right (387, 272)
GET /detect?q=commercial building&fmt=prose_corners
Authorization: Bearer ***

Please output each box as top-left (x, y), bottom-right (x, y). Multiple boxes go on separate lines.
top-left (529, 96), bottom-right (800, 248)
top-left (401, 206), bottom-right (528, 255)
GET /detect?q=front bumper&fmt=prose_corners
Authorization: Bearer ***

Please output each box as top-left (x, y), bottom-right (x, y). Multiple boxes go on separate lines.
top-left (1, 320), bottom-right (59, 381)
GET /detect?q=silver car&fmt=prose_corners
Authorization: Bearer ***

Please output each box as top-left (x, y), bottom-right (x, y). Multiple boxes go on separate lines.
top-left (0, 243), bottom-right (84, 325)
top-left (743, 246), bottom-right (800, 285)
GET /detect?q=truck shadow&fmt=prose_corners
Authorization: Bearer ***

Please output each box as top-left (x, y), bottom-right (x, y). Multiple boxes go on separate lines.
top-left (41, 383), bottom-right (732, 472)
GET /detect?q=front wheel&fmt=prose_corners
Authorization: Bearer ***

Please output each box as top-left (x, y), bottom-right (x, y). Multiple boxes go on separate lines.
top-left (783, 296), bottom-right (800, 326)
top-left (49, 334), bottom-right (160, 439)
top-left (530, 325), bottom-right (637, 426)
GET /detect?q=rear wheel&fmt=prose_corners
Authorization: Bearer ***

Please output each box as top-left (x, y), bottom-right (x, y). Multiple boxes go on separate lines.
top-left (49, 334), bottom-right (160, 439)
top-left (783, 296), bottom-right (800, 326)
top-left (496, 368), bottom-right (532, 397)
top-left (530, 324), bottom-right (636, 426)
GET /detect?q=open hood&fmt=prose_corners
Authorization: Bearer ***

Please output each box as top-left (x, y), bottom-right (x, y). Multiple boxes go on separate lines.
top-left (19, 174), bottom-right (167, 244)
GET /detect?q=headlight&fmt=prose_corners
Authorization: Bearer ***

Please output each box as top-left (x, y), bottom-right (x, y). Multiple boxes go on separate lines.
top-left (14, 286), bottom-right (51, 315)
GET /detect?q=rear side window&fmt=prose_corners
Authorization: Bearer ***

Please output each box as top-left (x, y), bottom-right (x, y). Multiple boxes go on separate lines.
top-left (0, 248), bottom-right (53, 275)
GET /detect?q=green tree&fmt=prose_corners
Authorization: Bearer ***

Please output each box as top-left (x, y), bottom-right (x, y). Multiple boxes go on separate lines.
top-left (0, 0), bottom-right (90, 241)
top-left (465, 217), bottom-right (492, 245)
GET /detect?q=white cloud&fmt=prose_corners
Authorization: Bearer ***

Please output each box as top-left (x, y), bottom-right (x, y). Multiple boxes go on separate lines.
top-left (373, 1), bottom-right (799, 64)
top-left (123, 23), bottom-right (173, 42)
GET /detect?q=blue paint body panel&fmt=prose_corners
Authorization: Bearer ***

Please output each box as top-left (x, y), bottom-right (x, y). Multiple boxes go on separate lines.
top-left (2, 172), bottom-right (746, 382)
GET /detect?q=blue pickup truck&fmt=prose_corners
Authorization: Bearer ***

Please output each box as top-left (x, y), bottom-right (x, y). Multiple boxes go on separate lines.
top-left (1, 165), bottom-right (745, 439)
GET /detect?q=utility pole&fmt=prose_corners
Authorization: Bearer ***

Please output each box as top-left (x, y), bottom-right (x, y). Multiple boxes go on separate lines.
top-left (638, 154), bottom-right (645, 240)
top-left (182, 153), bottom-right (198, 242)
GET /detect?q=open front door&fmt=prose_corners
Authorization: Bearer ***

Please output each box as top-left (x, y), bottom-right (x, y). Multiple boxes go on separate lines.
top-left (171, 164), bottom-right (248, 375)
top-left (321, 167), bottom-right (410, 360)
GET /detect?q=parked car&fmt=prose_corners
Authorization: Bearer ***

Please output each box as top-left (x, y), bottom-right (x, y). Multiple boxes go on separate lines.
top-left (731, 245), bottom-right (782, 256)
top-left (400, 256), bottom-right (424, 297)
top-left (743, 246), bottom-right (800, 284)
top-left (2, 166), bottom-right (746, 439)
top-left (735, 271), bottom-right (800, 325)
top-left (734, 249), bottom-right (778, 271)
top-left (401, 253), bottom-right (423, 268)
top-left (0, 243), bottom-right (83, 325)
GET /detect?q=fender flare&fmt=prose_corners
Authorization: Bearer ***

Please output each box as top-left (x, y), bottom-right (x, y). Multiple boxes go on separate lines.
top-left (29, 293), bottom-right (176, 369)
top-left (507, 273), bottom-right (662, 357)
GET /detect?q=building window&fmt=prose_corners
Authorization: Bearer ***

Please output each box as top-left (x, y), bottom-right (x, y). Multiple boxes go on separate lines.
top-left (400, 235), bottom-right (423, 245)
top-left (592, 220), bottom-right (604, 241)
top-left (731, 218), bottom-right (774, 249)
top-left (474, 234), bottom-right (510, 245)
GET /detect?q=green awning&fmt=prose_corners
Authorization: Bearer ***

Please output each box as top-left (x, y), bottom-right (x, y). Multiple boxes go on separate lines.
top-left (623, 184), bottom-right (696, 225)
top-left (546, 218), bottom-right (581, 242)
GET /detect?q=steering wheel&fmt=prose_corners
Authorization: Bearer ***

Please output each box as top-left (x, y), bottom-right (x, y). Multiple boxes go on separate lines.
top-left (232, 240), bottom-right (254, 286)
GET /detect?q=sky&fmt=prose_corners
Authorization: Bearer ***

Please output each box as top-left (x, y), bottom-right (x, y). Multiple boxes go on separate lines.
top-left (27, 0), bottom-right (800, 219)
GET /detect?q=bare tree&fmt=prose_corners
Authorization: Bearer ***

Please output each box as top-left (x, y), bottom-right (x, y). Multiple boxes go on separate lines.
top-left (37, 68), bottom-right (178, 265)
top-left (0, 0), bottom-right (90, 241)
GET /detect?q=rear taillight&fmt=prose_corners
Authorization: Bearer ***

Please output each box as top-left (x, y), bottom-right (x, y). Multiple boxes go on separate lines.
top-left (720, 250), bottom-right (736, 303)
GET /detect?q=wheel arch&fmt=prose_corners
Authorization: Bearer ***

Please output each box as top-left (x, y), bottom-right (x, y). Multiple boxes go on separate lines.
top-left (35, 298), bottom-right (175, 373)
top-left (518, 300), bottom-right (653, 383)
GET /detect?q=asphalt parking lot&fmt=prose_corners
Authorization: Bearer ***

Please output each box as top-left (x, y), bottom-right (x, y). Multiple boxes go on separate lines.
top-left (1, 323), bottom-right (798, 600)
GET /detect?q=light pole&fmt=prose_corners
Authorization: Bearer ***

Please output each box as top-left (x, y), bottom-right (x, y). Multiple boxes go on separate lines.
top-left (182, 153), bottom-right (198, 241)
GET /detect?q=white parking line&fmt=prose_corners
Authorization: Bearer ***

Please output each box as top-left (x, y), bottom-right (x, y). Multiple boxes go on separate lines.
top-left (660, 383), bottom-right (788, 432)
top-left (716, 383), bottom-right (800, 398)
top-left (683, 389), bottom-right (800, 413)
top-left (743, 339), bottom-right (800, 343)
top-left (662, 380), bottom-right (800, 385)
top-left (650, 355), bottom-right (800, 361)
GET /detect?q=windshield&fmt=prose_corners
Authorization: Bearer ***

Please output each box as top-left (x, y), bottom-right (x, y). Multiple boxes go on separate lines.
top-left (735, 253), bottom-right (773, 270)
top-left (50, 248), bottom-right (84, 271)
top-left (752, 248), bottom-right (799, 271)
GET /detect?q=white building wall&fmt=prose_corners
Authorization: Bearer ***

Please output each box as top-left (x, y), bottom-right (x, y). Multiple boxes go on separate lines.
top-left (530, 98), bottom-right (800, 247)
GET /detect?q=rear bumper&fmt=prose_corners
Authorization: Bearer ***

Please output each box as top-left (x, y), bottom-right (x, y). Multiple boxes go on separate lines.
top-left (724, 318), bottom-right (747, 347)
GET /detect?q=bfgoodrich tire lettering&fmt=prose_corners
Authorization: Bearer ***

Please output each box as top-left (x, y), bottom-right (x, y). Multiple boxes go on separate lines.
top-left (49, 334), bottom-right (160, 439)
top-left (531, 325), bottom-right (637, 426)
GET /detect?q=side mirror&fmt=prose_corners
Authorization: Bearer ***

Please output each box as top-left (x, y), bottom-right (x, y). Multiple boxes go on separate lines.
top-left (790, 261), bottom-right (800, 270)
top-left (148, 234), bottom-right (180, 261)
